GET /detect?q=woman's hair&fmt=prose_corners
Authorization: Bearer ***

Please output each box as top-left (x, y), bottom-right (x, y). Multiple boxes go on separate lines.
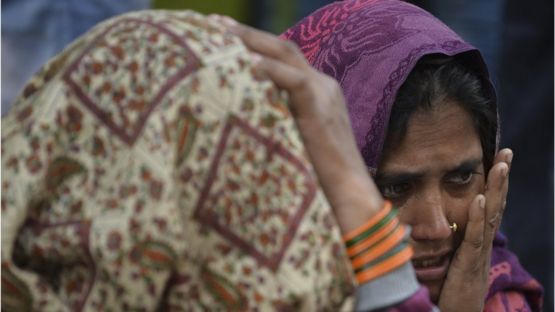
top-left (383, 55), bottom-right (497, 171)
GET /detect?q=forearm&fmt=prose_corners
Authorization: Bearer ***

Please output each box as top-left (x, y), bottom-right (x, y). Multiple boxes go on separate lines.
top-left (333, 174), bottom-right (385, 235)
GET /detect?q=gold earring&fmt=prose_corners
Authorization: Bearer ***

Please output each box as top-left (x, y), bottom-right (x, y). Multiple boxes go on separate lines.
top-left (449, 222), bottom-right (458, 233)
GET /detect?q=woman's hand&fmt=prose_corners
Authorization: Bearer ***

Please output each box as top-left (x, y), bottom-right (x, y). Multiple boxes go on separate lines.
top-left (212, 16), bottom-right (384, 233)
top-left (438, 148), bottom-right (512, 312)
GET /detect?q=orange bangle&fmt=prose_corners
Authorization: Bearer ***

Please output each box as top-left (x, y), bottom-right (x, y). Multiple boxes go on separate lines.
top-left (355, 246), bottom-right (414, 284)
top-left (351, 225), bottom-right (407, 269)
top-left (347, 217), bottom-right (399, 258)
top-left (342, 200), bottom-right (392, 242)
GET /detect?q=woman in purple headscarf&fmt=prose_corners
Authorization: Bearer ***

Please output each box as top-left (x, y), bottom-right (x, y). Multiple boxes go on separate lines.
top-left (276, 0), bottom-right (544, 310)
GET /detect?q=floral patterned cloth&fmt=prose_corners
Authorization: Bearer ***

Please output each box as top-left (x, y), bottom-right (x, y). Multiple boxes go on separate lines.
top-left (1, 10), bottom-right (356, 311)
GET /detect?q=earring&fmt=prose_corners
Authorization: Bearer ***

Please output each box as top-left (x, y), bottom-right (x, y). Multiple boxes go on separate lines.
top-left (449, 222), bottom-right (458, 233)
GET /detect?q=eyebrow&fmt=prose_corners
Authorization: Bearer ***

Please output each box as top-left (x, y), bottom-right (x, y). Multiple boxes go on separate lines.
top-left (374, 171), bottom-right (420, 186)
top-left (375, 157), bottom-right (483, 185)
top-left (447, 158), bottom-right (483, 175)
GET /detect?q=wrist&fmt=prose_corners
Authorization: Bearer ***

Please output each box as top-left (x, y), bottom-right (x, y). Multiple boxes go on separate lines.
top-left (342, 200), bottom-right (413, 284)
top-left (329, 174), bottom-right (384, 235)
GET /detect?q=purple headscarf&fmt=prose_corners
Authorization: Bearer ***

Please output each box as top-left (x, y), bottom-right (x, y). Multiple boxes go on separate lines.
top-left (282, 0), bottom-right (543, 310)
top-left (281, 0), bottom-right (495, 170)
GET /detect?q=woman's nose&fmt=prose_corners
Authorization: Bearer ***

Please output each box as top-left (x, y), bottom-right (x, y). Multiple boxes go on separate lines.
top-left (403, 188), bottom-right (452, 241)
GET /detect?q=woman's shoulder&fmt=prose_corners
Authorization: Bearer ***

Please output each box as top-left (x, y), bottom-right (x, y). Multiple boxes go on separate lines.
top-left (488, 232), bottom-right (544, 312)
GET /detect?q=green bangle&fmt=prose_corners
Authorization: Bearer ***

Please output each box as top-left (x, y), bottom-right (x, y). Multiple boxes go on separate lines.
top-left (353, 241), bottom-right (409, 274)
top-left (349, 221), bottom-right (400, 260)
top-left (345, 208), bottom-right (398, 248)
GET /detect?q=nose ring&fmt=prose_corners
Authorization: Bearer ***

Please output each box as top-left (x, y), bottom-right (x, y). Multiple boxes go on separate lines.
top-left (449, 222), bottom-right (458, 233)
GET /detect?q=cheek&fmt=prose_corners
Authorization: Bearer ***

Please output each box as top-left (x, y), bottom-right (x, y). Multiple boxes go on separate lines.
top-left (446, 197), bottom-right (471, 246)
top-left (447, 198), bottom-right (471, 219)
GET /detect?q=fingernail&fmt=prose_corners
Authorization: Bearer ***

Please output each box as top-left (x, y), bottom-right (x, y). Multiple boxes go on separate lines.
top-left (220, 16), bottom-right (238, 26)
top-left (478, 195), bottom-right (485, 209)
top-left (250, 52), bottom-right (262, 65)
top-left (500, 166), bottom-right (508, 178)
top-left (208, 14), bottom-right (223, 23)
top-left (506, 152), bottom-right (513, 165)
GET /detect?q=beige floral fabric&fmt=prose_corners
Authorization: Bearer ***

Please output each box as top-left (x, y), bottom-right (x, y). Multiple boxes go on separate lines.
top-left (1, 10), bottom-right (355, 311)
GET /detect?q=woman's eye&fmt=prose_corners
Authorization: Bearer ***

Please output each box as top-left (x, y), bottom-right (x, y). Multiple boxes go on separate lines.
top-left (381, 183), bottom-right (410, 199)
top-left (446, 171), bottom-right (475, 185)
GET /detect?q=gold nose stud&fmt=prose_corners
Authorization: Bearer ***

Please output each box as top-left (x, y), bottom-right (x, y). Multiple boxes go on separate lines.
top-left (449, 222), bottom-right (458, 233)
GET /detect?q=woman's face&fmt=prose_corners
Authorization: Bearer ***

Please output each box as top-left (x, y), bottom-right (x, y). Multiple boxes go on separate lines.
top-left (376, 101), bottom-right (485, 302)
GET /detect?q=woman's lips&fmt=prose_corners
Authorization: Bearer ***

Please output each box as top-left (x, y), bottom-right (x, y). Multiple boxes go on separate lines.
top-left (412, 253), bottom-right (450, 281)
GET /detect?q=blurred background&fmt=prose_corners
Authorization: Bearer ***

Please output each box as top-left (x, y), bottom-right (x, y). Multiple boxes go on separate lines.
top-left (2, 0), bottom-right (553, 309)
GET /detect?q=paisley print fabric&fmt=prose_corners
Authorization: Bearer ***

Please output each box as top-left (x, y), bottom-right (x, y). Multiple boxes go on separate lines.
top-left (1, 10), bottom-right (355, 311)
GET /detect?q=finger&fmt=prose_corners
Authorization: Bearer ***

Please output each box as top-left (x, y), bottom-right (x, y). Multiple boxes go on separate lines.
top-left (438, 195), bottom-right (488, 311)
top-left (255, 57), bottom-right (319, 117)
top-left (223, 21), bottom-right (309, 70)
top-left (495, 149), bottom-right (512, 213)
top-left (487, 148), bottom-right (512, 226)
top-left (255, 57), bottom-right (307, 91)
top-left (492, 148), bottom-right (513, 171)
top-left (483, 161), bottom-right (509, 245)
top-left (455, 195), bottom-right (486, 266)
